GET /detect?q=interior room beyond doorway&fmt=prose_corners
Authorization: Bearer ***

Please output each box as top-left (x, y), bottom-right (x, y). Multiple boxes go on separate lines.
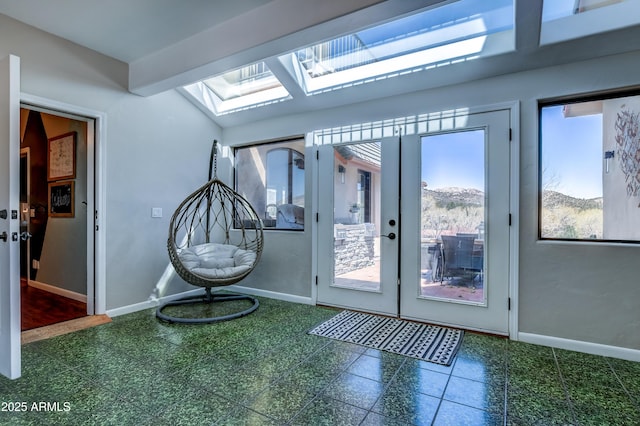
top-left (19, 107), bottom-right (90, 331)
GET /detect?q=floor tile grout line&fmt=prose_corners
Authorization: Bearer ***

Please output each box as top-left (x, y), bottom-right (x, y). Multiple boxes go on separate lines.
top-left (214, 404), bottom-right (282, 426)
top-left (282, 347), bottom-right (402, 425)
top-left (552, 347), bottom-right (580, 426)
top-left (605, 357), bottom-right (640, 413)
top-left (359, 355), bottom-right (409, 425)
top-left (502, 347), bottom-right (509, 426)
top-left (234, 339), bottom-right (356, 422)
top-left (77, 316), bottom-right (311, 423)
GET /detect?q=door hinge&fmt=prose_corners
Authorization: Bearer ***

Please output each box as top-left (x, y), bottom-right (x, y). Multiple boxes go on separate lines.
top-left (509, 128), bottom-right (512, 141)
top-left (316, 150), bottom-right (319, 160)
top-left (508, 297), bottom-right (511, 311)
top-left (316, 212), bottom-right (319, 222)
top-left (508, 214), bottom-right (512, 226)
top-left (315, 275), bottom-right (318, 286)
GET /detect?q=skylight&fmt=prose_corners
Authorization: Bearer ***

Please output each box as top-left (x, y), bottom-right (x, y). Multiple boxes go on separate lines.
top-left (542, 0), bottom-right (624, 21)
top-left (181, 61), bottom-right (290, 115)
top-left (279, 0), bottom-right (514, 95)
top-left (179, 0), bottom-right (515, 116)
top-left (541, 0), bottom-right (640, 44)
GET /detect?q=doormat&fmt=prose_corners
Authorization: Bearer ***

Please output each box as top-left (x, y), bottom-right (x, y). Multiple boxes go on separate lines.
top-left (309, 310), bottom-right (464, 366)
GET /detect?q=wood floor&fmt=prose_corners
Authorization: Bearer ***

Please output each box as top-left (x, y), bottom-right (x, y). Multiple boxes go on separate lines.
top-left (21, 280), bottom-right (87, 331)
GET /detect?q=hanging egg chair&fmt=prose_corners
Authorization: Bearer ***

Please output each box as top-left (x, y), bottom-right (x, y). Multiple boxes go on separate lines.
top-left (156, 140), bottom-right (263, 324)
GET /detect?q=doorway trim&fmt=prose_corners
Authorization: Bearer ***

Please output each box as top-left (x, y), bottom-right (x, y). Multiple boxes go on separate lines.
top-left (20, 93), bottom-right (107, 315)
top-left (311, 101), bottom-right (520, 338)
top-left (19, 147), bottom-right (30, 286)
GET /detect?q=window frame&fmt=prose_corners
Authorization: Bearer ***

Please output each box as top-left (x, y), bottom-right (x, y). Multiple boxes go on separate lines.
top-left (234, 138), bottom-right (305, 232)
top-left (538, 87), bottom-right (640, 244)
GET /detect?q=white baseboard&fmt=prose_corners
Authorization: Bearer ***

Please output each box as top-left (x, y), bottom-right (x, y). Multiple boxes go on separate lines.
top-left (106, 286), bottom-right (312, 318)
top-left (518, 332), bottom-right (640, 362)
top-left (224, 285), bottom-right (313, 305)
top-left (106, 288), bottom-right (202, 318)
top-left (28, 280), bottom-right (87, 304)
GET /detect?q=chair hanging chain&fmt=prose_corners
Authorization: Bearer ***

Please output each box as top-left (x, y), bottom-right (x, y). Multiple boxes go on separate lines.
top-left (209, 139), bottom-right (218, 180)
top-left (205, 139), bottom-right (219, 242)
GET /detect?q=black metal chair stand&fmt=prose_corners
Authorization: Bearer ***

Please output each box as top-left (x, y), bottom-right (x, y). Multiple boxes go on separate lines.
top-left (156, 288), bottom-right (259, 324)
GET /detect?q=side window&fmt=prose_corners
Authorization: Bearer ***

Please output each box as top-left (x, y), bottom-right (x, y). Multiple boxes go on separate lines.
top-left (539, 92), bottom-right (640, 242)
top-left (235, 139), bottom-right (305, 230)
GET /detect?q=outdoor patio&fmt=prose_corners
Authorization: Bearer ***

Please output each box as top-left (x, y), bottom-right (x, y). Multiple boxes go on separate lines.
top-left (333, 261), bottom-right (484, 304)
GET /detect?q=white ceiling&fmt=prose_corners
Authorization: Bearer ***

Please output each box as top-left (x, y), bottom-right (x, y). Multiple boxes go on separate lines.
top-left (2, 0), bottom-right (640, 128)
top-left (0, 0), bottom-right (275, 63)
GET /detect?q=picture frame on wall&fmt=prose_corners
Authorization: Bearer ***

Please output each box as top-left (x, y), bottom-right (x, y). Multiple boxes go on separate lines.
top-left (47, 131), bottom-right (76, 181)
top-left (48, 180), bottom-right (74, 218)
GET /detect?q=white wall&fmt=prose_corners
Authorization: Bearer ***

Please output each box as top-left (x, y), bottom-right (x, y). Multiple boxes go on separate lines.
top-left (0, 14), bottom-right (222, 310)
top-left (37, 114), bottom-right (87, 295)
top-left (603, 95), bottom-right (640, 240)
top-left (223, 50), bottom-right (640, 351)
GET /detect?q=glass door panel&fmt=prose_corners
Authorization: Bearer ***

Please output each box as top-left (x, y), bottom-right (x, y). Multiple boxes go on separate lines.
top-left (317, 138), bottom-right (398, 316)
top-left (420, 130), bottom-right (486, 304)
top-left (333, 146), bottom-right (380, 292)
top-left (400, 110), bottom-right (510, 335)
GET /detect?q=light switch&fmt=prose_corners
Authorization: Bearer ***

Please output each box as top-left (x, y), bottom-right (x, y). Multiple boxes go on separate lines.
top-left (151, 207), bottom-right (163, 218)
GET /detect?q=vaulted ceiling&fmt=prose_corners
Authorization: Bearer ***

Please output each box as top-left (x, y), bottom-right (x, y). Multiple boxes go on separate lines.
top-left (1, 0), bottom-right (640, 128)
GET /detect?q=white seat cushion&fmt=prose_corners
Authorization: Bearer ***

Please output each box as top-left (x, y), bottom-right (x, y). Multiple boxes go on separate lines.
top-left (178, 242), bottom-right (257, 279)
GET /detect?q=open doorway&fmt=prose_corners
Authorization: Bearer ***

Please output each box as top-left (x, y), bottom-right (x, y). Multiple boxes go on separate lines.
top-left (19, 107), bottom-right (92, 331)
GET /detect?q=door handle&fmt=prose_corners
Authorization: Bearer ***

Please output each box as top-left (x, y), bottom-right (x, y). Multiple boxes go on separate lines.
top-left (0, 231), bottom-right (6, 242)
top-left (0, 209), bottom-right (6, 219)
top-left (20, 231), bottom-right (32, 241)
top-left (381, 232), bottom-right (396, 240)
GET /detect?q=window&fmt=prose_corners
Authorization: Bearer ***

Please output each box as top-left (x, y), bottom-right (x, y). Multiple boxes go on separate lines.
top-left (181, 1), bottom-right (514, 116)
top-left (539, 92), bottom-right (640, 242)
top-left (357, 170), bottom-right (371, 224)
top-left (280, 0), bottom-right (514, 95)
top-left (235, 139), bottom-right (305, 230)
top-left (182, 61), bottom-right (290, 116)
top-left (541, 0), bottom-right (640, 45)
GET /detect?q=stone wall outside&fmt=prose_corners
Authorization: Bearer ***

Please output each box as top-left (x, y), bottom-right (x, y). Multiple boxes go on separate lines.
top-left (334, 223), bottom-right (376, 276)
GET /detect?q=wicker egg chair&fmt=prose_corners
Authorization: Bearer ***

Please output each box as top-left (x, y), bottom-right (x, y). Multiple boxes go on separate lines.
top-left (156, 140), bottom-right (263, 324)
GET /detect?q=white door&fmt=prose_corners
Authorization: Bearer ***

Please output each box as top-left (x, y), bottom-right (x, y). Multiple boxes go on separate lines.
top-left (0, 54), bottom-right (22, 379)
top-left (400, 110), bottom-right (511, 334)
top-left (316, 138), bottom-right (399, 316)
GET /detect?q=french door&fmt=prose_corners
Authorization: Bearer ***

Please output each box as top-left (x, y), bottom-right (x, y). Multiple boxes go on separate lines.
top-left (316, 109), bottom-right (511, 335)
top-left (316, 137), bottom-right (400, 316)
top-left (0, 54), bottom-right (22, 379)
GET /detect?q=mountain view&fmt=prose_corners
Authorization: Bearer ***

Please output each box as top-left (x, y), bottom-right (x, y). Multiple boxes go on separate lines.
top-left (420, 187), bottom-right (603, 239)
top-left (540, 190), bottom-right (603, 239)
top-left (421, 186), bottom-right (484, 239)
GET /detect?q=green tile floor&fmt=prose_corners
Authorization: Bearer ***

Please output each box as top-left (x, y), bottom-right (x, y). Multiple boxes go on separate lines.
top-left (1, 296), bottom-right (639, 425)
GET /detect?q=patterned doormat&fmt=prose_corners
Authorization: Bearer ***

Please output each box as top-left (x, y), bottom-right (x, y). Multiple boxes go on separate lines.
top-left (309, 310), bottom-right (464, 366)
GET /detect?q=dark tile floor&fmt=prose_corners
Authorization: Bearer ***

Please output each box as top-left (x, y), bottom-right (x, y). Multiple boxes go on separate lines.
top-left (1, 296), bottom-right (639, 425)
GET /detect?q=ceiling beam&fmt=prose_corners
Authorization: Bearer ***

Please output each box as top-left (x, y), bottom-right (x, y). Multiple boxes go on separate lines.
top-left (515, 0), bottom-right (543, 53)
top-left (128, 0), bottom-right (445, 96)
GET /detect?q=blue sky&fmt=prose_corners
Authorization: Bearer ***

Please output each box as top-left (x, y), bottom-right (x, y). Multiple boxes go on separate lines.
top-left (421, 130), bottom-right (485, 191)
top-left (420, 107), bottom-right (603, 199)
top-left (541, 0), bottom-right (576, 21)
top-left (540, 105), bottom-right (603, 199)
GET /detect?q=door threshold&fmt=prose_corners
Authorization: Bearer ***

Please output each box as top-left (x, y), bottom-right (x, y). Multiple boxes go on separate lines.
top-left (21, 314), bottom-right (111, 345)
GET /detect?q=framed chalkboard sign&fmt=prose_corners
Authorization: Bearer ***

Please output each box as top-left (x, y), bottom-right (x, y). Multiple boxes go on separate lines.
top-left (48, 132), bottom-right (76, 181)
top-left (48, 181), bottom-right (74, 218)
